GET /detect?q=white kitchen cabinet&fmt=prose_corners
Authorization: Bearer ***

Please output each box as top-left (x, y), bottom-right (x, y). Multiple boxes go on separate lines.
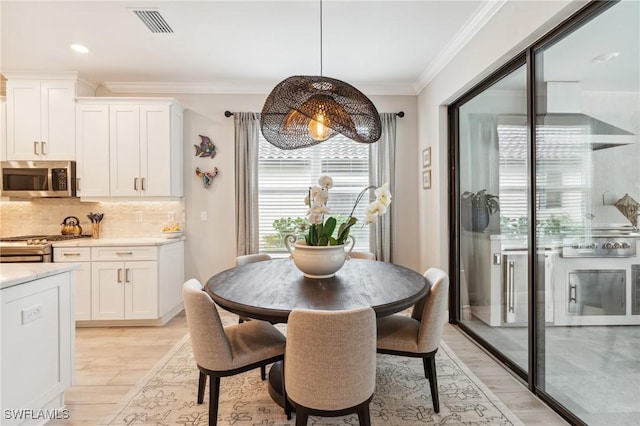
top-left (1, 269), bottom-right (74, 423)
top-left (84, 240), bottom-right (184, 324)
top-left (75, 98), bottom-right (183, 198)
top-left (75, 102), bottom-right (110, 196)
top-left (1, 96), bottom-right (6, 161)
top-left (53, 246), bottom-right (92, 320)
top-left (91, 246), bottom-right (158, 320)
top-left (4, 74), bottom-right (93, 161)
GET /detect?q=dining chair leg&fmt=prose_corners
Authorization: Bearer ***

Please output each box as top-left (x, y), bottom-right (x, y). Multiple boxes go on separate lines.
top-left (281, 359), bottom-right (292, 420)
top-left (197, 371), bottom-right (206, 404)
top-left (423, 355), bottom-right (440, 413)
top-left (209, 376), bottom-right (221, 426)
top-left (357, 403), bottom-right (372, 426)
top-left (294, 407), bottom-right (309, 426)
top-left (260, 365), bottom-right (266, 380)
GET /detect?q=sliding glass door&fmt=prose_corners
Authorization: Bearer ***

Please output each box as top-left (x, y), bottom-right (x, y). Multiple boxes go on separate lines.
top-left (451, 1), bottom-right (639, 424)
top-left (457, 63), bottom-right (529, 374)
top-left (533, 1), bottom-right (640, 424)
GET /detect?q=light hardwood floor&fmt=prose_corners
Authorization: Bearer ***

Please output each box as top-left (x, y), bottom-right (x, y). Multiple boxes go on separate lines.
top-left (51, 312), bottom-right (567, 425)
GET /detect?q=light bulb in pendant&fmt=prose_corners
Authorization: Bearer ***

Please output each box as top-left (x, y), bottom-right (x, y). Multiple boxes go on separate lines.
top-left (308, 111), bottom-right (331, 141)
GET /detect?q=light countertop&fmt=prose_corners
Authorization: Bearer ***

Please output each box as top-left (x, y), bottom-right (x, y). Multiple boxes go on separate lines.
top-left (52, 237), bottom-right (185, 248)
top-left (1, 263), bottom-right (80, 290)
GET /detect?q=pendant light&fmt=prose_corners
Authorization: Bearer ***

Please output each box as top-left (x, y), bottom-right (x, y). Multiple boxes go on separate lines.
top-left (260, 0), bottom-right (382, 150)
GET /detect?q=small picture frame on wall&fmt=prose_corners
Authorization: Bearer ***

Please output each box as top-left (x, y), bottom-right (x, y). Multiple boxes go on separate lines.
top-left (422, 147), bottom-right (431, 168)
top-left (422, 170), bottom-right (431, 189)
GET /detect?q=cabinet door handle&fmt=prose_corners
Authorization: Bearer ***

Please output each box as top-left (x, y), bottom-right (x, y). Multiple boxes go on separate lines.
top-left (141, 177), bottom-right (146, 191)
top-left (77, 178), bottom-right (81, 191)
top-left (125, 268), bottom-right (131, 283)
top-left (41, 141), bottom-right (46, 155)
top-left (63, 252), bottom-right (81, 256)
top-left (33, 141), bottom-right (39, 155)
top-left (569, 283), bottom-right (577, 304)
top-left (134, 177), bottom-right (138, 190)
top-left (117, 268), bottom-right (123, 283)
top-left (116, 251), bottom-right (133, 256)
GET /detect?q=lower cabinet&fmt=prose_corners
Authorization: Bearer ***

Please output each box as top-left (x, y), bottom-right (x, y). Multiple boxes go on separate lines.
top-left (53, 241), bottom-right (184, 325)
top-left (92, 260), bottom-right (158, 320)
top-left (1, 271), bottom-right (74, 422)
top-left (53, 247), bottom-right (91, 320)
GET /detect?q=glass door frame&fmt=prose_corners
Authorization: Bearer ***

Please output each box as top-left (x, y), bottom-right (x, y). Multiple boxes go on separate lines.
top-left (447, 2), bottom-right (620, 425)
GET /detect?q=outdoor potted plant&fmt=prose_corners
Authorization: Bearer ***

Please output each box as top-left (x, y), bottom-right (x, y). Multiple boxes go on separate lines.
top-left (461, 189), bottom-right (499, 232)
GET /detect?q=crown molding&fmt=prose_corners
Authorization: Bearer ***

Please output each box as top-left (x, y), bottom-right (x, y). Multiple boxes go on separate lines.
top-left (413, 0), bottom-right (508, 94)
top-left (102, 81), bottom-right (272, 95)
top-left (102, 80), bottom-right (417, 96)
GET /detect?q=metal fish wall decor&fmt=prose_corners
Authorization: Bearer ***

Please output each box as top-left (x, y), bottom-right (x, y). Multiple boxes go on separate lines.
top-left (194, 135), bottom-right (216, 158)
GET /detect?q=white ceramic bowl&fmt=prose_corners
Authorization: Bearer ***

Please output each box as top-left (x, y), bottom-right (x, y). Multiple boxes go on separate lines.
top-left (161, 231), bottom-right (184, 239)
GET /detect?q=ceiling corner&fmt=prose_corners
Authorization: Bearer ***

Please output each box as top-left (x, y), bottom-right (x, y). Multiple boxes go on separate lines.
top-left (413, 0), bottom-right (508, 95)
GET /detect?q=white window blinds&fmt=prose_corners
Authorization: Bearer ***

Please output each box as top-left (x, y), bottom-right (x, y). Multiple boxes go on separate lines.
top-left (498, 124), bottom-right (591, 235)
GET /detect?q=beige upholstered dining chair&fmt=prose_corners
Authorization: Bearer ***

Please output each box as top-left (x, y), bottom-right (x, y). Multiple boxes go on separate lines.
top-left (348, 251), bottom-right (376, 260)
top-left (375, 268), bottom-right (449, 413)
top-left (182, 279), bottom-right (286, 426)
top-left (236, 253), bottom-right (271, 266)
top-left (234, 253), bottom-right (272, 379)
top-left (284, 307), bottom-right (377, 426)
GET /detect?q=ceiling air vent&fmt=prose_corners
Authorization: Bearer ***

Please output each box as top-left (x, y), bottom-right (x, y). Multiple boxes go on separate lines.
top-left (132, 9), bottom-right (173, 33)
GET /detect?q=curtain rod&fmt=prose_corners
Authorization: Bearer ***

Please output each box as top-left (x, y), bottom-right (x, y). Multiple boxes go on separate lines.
top-left (224, 110), bottom-right (405, 118)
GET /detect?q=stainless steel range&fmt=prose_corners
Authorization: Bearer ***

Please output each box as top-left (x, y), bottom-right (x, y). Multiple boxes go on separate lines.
top-left (0, 234), bottom-right (90, 263)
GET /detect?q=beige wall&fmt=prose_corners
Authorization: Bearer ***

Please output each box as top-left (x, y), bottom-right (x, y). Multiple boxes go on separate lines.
top-left (416, 0), bottom-right (588, 274)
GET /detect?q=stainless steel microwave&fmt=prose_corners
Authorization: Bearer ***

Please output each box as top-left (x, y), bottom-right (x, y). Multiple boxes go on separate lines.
top-left (1, 161), bottom-right (77, 198)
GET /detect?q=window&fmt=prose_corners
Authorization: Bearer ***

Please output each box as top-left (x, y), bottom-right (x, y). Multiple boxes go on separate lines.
top-left (498, 122), bottom-right (591, 236)
top-left (258, 134), bottom-right (371, 253)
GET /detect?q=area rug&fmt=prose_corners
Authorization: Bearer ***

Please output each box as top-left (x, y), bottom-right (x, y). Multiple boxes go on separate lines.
top-left (102, 310), bottom-right (524, 426)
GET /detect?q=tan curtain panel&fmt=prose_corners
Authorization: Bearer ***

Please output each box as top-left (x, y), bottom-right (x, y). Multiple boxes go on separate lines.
top-left (234, 112), bottom-right (261, 256)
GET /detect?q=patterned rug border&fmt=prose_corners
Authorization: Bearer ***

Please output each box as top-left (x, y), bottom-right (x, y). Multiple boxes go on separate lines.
top-left (99, 332), bottom-right (192, 425)
top-left (101, 330), bottom-right (524, 426)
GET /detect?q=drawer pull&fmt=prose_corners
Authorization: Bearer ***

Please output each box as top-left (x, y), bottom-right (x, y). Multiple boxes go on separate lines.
top-left (116, 252), bottom-right (133, 256)
top-left (63, 253), bottom-right (81, 256)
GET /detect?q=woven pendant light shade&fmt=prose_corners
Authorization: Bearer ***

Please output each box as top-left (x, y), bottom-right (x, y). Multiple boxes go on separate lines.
top-left (260, 75), bottom-right (382, 150)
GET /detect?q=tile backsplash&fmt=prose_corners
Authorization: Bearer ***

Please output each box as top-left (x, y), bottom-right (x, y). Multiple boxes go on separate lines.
top-left (0, 198), bottom-right (185, 238)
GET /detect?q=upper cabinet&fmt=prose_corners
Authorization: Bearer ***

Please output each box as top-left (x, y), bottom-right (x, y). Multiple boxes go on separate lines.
top-left (4, 73), bottom-right (94, 161)
top-left (1, 96), bottom-right (6, 162)
top-left (76, 98), bottom-right (183, 198)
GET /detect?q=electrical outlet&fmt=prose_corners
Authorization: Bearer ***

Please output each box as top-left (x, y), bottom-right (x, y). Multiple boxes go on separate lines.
top-left (135, 211), bottom-right (143, 222)
top-left (22, 304), bottom-right (43, 324)
top-left (167, 211), bottom-right (175, 222)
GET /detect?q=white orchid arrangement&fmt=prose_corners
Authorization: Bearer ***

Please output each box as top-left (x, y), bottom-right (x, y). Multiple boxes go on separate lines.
top-left (304, 175), bottom-right (392, 246)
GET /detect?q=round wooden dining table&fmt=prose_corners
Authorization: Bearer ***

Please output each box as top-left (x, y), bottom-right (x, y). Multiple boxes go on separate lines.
top-left (205, 257), bottom-right (430, 410)
top-left (205, 257), bottom-right (430, 323)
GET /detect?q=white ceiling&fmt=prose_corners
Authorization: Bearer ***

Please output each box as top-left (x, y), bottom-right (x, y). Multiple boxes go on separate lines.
top-left (0, 0), bottom-right (495, 95)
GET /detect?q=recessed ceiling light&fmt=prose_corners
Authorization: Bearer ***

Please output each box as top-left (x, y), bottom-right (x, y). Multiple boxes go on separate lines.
top-left (71, 44), bottom-right (89, 54)
top-left (592, 52), bottom-right (619, 63)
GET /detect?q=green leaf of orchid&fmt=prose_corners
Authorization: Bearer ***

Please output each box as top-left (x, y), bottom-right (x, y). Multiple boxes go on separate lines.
top-left (322, 217), bottom-right (337, 238)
